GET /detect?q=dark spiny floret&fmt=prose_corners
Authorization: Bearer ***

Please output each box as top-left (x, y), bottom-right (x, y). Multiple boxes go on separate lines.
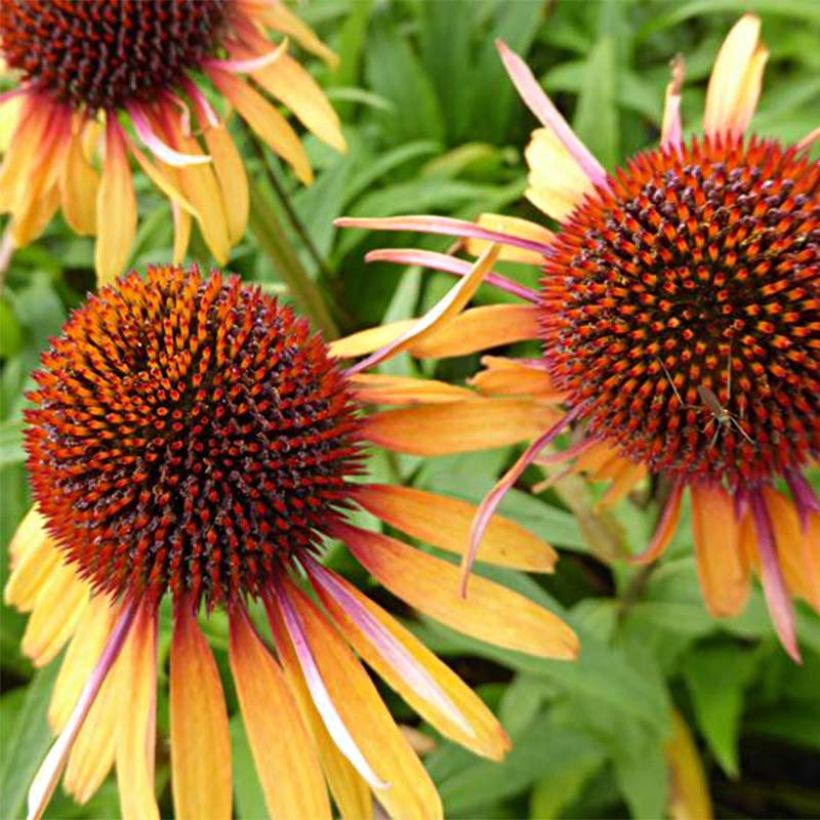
top-left (0, 0), bottom-right (227, 111)
top-left (541, 136), bottom-right (819, 489)
top-left (25, 266), bottom-right (363, 608)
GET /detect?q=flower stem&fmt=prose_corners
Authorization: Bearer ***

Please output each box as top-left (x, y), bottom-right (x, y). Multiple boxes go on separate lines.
top-left (248, 180), bottom-right (339, 340)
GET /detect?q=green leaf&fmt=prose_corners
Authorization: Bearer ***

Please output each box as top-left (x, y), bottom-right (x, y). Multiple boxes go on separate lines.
top-left (529, 751), bottom-right (605, 819)
top-left (572, 35), bottom-right (619, 169)
top-left (0, 419), bottom-right (25, 469)
top-left (0, 663), bottom-right (61, 820)
top-left (230, 716), bottom-right (267, 820)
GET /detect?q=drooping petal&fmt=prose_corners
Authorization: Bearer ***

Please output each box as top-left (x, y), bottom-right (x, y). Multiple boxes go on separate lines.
top-left (691, 483), bottom-right (750, 617)
top-left (127, 138), bottom-right (199, 219)
top-left (5, 518), bottom-right (60, 612)
top-left (749, 492), bottom-right (800, 662)
top-left (266, 596), bottom-right (372, 820)
top-left (60, 129), bottom-right (99, 235)
top-left (127, 104), bottom-right (211, 167)
top-left (525, 127), bottom-right (596, 221)
top-left (22, 562), bottom-right (89, 667)
top-left (171, 603), bottom-right (232, 820)
top-left (344, 245), bottom-right (501, 376)
top-left (201, 124), bottom-right (249, 244)
top-left (362, 398), bottom-right (562, 456)
top-left (469, 356), bottom-right (562, 399)
top-left (661, 55), bottom-right (686, 152)
top-left (252, 53), bottom-right (346, 152)
top-left (595, 459), bottom-right (648, 510)
top-left (29, 603), bottom-right (136, 820)
top-left (364, 247), bottom-right (539, 302)
top-left (627, 481), bottom-right (685, 565)
top-left (49, 595), bottom-right (116, 733)
top-left (351, 483), bottom-right (557, 572)
top-left (115, 603), bottom-right (159, 820)
top-left (172, 201), bottom-right (192, 264)
top-left (331, 520), bottom-right (578, 660)
top-left (210, 69), bottom-right (313, 184)
top-left (228, 604), bottom-right (331, 820)
top-left (496, 40), bottom-right (608, 188)
top-left (95, 118), bottom-right (136, 285)
top-left (270, 579), bottom-right (444, 820)
top-left (350, 373), bottom-right (475, 405)
top-left (0, 97), bottom-right (51, 214)
top-left (463, 213), bottom-right (554, 264)
top-left (306, 558), bottom-right (511, 760)
top-left (703, 14), bottom-right (768, 138)
top-left (665, 710), bottom-right (713, 820)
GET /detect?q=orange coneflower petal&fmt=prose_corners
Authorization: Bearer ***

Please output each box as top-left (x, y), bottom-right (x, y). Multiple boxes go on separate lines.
top-left (266, 599), bottom-right (372, 820)
top-left (228, 605), bottom-right (331, 820)
top-left (128, 140), bottom-right (199, 220)
top-left (210, 69), bottom-right (313, 185)
top-left (5, 515), bottom-right (60, 611)
top-left (332, 521), bottom-right (578, 660)
top-left (49, 595), bottom-right (116, 732)
top-left (0, 98), bottom-right (49, 212)
top-left (330, 319), bottom-right (416, 358)
top-left (172, 201), bottom-right (192, 264)
top-left (0, 93), bottom-right (23, 152)
top-left (116, 604), bottom-right (159, 820)
top-left (21, 562), bottom-right (89, 667)
top-left (764, 490), bottom-right (820, 612)
top-left (171, 604), bottom-right (232, 820)
top-left (627, 481), bottom-right (685, 565)
top-left (272, 579), bottom-right (443, 820)
top-left (469, 356), bottom-right (561, 399)
top-left (463, 213), bottom-right (554, 264)
top-left (595, 459), bottom-right (648, 510)
top-left (60, 129), bottom-right (98, 236)
top-left (202, 124), bottom-right (249, 244)
top-left (351, 483), bottom-right (557, 573)
top-left (691, 484), bottom-right (750, 617)
top-left (306, 559), bottom-right (511, 761)
top-left (703, 14), bottom-right (768, 138)
top-left (525, 127), bottom-right (596, 222)
top-left (349, 373), bottom-right (475, 405)
top-left (251, 53), bottom-right (346, 152)
top-left (95, 119), bottom-right (136, 285)
top-left (362, 398), bottom-right (561, 456)
top-left (666, 710), bottom-right (713, 820)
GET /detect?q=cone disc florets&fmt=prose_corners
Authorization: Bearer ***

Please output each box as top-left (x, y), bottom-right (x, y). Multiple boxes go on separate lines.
top-left (0, 0), bottom-right (227, 112)
top-left (26, 266), bottom-right (363, 608)
top-left (541, 136), bottom-right (819, 489)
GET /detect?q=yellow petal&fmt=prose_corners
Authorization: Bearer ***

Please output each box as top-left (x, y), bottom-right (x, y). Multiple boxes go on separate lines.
top-left (595, 460), bottom-right (648, 510)
top-left (703, 14), bottom-right (768, 138)
top-left (22, 562), bottom-right (89, 667)
top-left (49, 596), bottom-right (116, 733)
top-left (202, 124), bottom-right (249, 243)
top-left (330, 319), bottom-right (417, 358)
top-left (5, 509), bottom-right (60, 611)
top-left (464, 213), bottom-right (554, 264)
top-left (172, 202), bottom-right (192, 265)
top-left (350, 373), bottom-right (475, 405)
top-left (352, 483), bottom-right (557, 572)
top-left (334, 521), bottom-right (578, 660)
top-left (0, 99), bottom-right (50, 212)
top-left (95, 119), bottom-right (136, 285)
top-left (469, 356), bottom-right (562, 399)
top-left (274, 580), bottom-right (443, 820)
top-left (229, 606), bottom-right (331, 820)
top-left (129, 139), bottom-right (199, 219)
top-left (666, 710), bottom-right (713, 820)
top-left (115, 604), bottom-right (159, 820)
top-left (525, 127), bottom-right (595, 221)
top-left (691, 483), bottom-right (750, 617)
top-left (248, 0), bottom-right (338, 68)
top-left (171, 605), bottom-right (232, 820)
top-left (252, 54), bottom-right (346, 152)
top-left (309, 562), bottom-right (511, 760)
top-left (266, 598), bottom-right (372, 820)
top-left (211, 70), bottom-right (313, 185)
top-left (60, 130), bottom-right (99, 235)
top-left (0, 93), bottom-right (23, 152)
top-left (362, 398), bottom-right (562, 456)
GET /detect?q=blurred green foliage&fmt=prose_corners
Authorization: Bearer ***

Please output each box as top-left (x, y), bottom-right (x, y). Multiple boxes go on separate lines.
top-left (2, 1), bottom-right (819, 818)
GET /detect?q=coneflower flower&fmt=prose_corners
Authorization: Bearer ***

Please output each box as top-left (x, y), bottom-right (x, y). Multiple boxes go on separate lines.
top-left (336, 15), bottom-right (819, 662)
top-left (0, 0), bottom-right (345, 283)
top-left (6, 263), bottom-right (576, 820)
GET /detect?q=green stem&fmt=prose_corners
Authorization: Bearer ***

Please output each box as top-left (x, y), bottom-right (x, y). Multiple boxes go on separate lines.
top-left (248, 181), bottom-right (339, 340)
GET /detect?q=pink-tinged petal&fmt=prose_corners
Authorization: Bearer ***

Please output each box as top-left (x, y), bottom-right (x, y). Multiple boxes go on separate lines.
top-left (127, 105), bottom-right (210, 167)
top-left (335, 214), bottom-right (552, 256)
top-left (267, 582), bottom-right (387, 790)
top-left (786, 468), bottom-right (820, 530)
top-left (207, 38), bottom-right (288, 73)
top-left (305, 558), bottom-right (473, 737)
top-left (627, 480), bottom-right (685, 565)
top-left (661, 55), bottom-right (685, 152)
top-left (749, 492), bottom-right (801, 663)
top-left (495, 40), bottom-right (609, 189)
top-left (364, 248), bottom-right (538, 302)
top-left (462, 407), bottom-right (581, 595)
top-left (27, 602), bottom-right (136, 820)
top-left (344, 245), bottom-right (500, 376)
top-left (797, 127), bottom-right (819, 151)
